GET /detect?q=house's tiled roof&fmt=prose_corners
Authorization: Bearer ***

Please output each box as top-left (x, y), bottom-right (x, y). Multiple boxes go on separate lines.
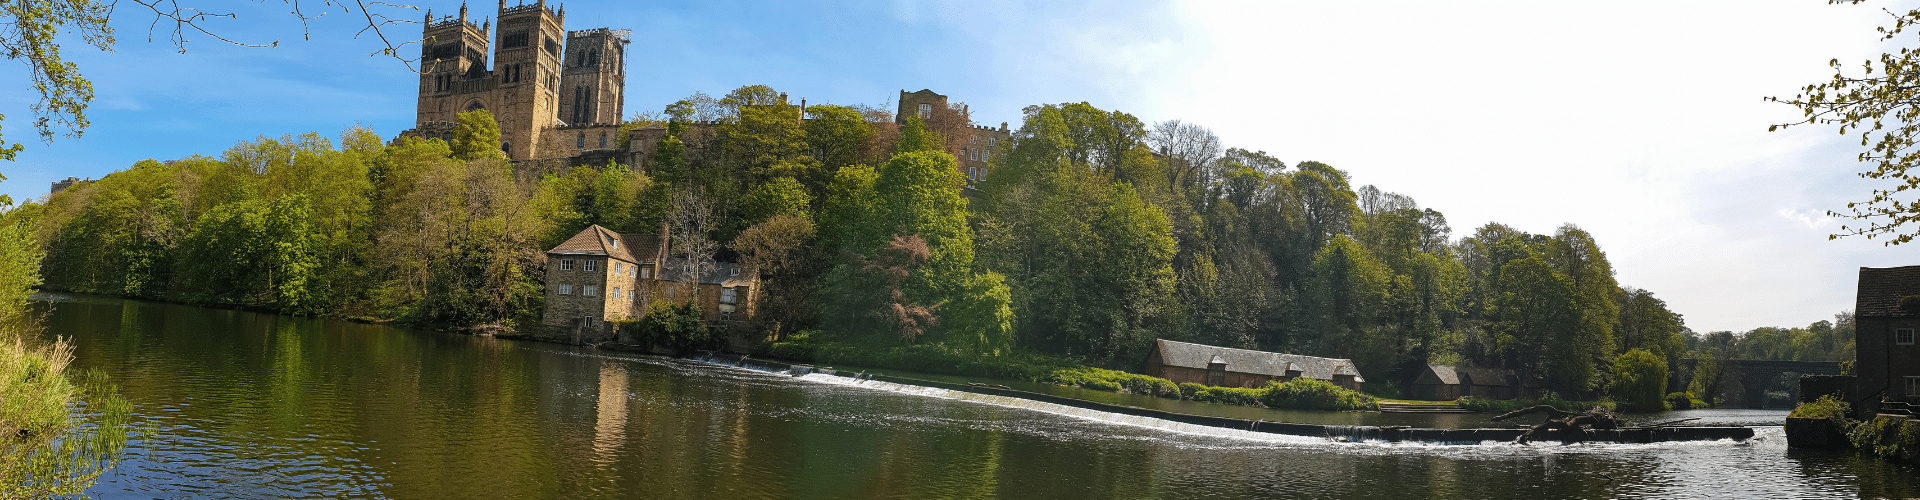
top-left (1151, 339), bottom-right (1365, 383)
top-left (547, 225), bottom-right (669, 266)
top-left (1857, 265), bottom-right (1920, 318)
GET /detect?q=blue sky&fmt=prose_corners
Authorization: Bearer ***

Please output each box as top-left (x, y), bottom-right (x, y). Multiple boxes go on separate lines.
top-left (0, 0), bottom-right (1911, 335)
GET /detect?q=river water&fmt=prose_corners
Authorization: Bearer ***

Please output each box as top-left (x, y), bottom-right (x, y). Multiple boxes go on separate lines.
top-left (38, 293), bottom-right (1919, 499)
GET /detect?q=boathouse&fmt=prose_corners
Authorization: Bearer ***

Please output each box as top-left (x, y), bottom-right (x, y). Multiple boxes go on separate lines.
top-left (1410, 365), bottom-right (1541, 401)
top-left (1855, 265), bottom-right (1920, 408)
top-left (1142, 339), bottom-right (1366, 391)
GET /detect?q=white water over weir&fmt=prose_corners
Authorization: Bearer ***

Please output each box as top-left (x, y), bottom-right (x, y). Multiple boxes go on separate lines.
top-left (688, 353), bottom-right (1755, 446)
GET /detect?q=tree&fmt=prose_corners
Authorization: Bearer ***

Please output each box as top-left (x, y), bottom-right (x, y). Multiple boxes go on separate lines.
top-left (0, 0), bottom-right (420, 160)
top-left (667, 188), bottom-right (720, 302)
top-left (1612, 348), bottom-right (1669, 411)
top-left (449, 109), bottom-right (506, 161)
top-left (732, 213), bottom-right (819, 341)
top-left (1770, 2), bottom-right (1920, 245)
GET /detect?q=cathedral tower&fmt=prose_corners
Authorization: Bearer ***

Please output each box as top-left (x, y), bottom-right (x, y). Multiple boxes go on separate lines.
top-left (488, 0), bottom-right (566, 159)
top-left (559, 28), bottom-right (629, 127)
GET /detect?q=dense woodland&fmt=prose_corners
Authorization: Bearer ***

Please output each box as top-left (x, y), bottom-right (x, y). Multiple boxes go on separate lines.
top-left (12, 84), bottom-right (1856, 400)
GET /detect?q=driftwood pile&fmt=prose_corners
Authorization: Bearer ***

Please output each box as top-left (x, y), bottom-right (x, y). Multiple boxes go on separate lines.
top-left (1492, 405), bottom-right (1626, 445)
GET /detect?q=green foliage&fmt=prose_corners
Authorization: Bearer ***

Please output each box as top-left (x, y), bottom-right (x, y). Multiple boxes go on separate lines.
top-left (895, 115), bottom-right (944, 155)
top-left (1770, 4), bottom-right (1920, 245)
top-left (1611, 348), bottom-right (1668, 412)
top-left (738, 176), bottom-right (813, 227)
top-left (635, 300), bottom-right (716, 353)
top-left (1849, 415), bottom-right (1920, 462)
top-left (1789, 394), bottom-right (1852, 420)
top-left (1042, 366), bottom-right (1180, 398)
top-left (1259, 378), bottom-right (1379, 411)
top-left (449, 109), bottom-right (506, 161)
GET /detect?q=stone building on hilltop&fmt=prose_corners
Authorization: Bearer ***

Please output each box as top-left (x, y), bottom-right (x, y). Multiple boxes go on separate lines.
top-left (402, 0), bottom-right (628, 162)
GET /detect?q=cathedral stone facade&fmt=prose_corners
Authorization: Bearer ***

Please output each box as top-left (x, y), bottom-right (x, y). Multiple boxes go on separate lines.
top-left (405, 0), bottom-right (628, 161)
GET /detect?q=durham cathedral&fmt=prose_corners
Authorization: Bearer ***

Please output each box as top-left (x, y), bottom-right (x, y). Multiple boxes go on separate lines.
top-left (402, 1), bottom-right (1009, 181)
top-left (404, 0), bottom-right (629, 162)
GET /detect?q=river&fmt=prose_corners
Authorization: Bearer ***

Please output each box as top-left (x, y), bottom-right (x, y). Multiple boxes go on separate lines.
top-left (38, 293), bottom-right (1919, 499)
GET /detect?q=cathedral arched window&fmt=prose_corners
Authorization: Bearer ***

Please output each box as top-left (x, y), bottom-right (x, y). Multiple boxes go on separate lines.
top-left (577, 132), bottom-right (585, 148)
top-left (598, 133), bottom-right (607, 148)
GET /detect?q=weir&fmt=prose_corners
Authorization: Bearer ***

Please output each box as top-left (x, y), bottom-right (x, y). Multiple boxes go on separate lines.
top-left (687, 353), bottom-right (1757, 445)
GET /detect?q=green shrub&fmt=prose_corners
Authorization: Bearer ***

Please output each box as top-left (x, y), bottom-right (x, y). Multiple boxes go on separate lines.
top-left (1260, 378), bottom-right (1378, 411)
top-left (1789, 394), bottom-right (1851, 420)
top-left (1184, 385), bottom-right (1264, 406)
top-left (1666, 392), bottom-right (1696, 410)
top-left (1848, 415), bottom-right (1920, 462)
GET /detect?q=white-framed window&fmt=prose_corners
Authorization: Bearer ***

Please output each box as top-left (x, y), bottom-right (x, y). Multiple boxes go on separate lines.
top-left (1899, 328), bottom-right (1916, 346)
top-left (584, 260), bottom-right (598, 272)
top-left (969, 167), bottom-right (978, 180)
top-left (720, 287), bottom-right (738, 305)
top-left (970, 148), bottom-right (979, 161)
top-left (640, 267), bottom-right (651, 279)
top-left (989, 138), bottom-right (997, 148)
top-left (917, 103), bottom-right (931, 119)
top-left (1908, 376), bottom-right (1920, 397)
top-left (558, 284), bottom-right (573, 295)
top-left (612, 287), bottom-right (621, 299)
top-left (560, 259), bottom-right (575, 271)
top-left (583, 285), bottom-right (598, 297)
top-left (983, 150), bottom-right (990, 162)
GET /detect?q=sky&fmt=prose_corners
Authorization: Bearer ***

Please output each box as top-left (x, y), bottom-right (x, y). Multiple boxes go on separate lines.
top-left (0, 0), bottom-right (1909, 335)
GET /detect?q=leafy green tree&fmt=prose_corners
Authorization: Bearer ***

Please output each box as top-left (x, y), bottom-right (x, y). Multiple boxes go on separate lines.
top-left (1306, 234), bottom-right (1390, 374)
top-left (803, 104), bottom-right (875, 187)
top-left (895, 115), bottom-right (945, 155)
top-left (449, 109), bottom-right (506, 161)
top-left (1487, 241), bottom-right (1586, 394)
top-left (1770, 2), bottom-right (1920, 245)
top-left (733, 213), bottom-right (820, 340)
top-left (1612, 348), bottom-right (1669, 411)
top-left (738, 176), bottom-right (813, 228)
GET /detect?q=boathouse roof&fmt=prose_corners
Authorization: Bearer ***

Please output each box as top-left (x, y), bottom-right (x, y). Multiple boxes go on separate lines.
top-left (1150, 339), bottom-right (1364, 383)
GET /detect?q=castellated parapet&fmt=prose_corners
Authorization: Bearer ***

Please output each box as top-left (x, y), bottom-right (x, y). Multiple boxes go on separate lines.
top-left (405, 0), bottom-right (625, 162)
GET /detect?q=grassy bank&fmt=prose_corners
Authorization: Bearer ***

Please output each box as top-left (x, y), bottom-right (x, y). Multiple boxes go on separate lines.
top-left (755, 333), bottom-right (1377, 412)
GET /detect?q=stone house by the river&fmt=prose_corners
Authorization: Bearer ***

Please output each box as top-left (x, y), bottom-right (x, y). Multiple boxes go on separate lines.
top-left (1856, 265), bottom-right (1920, 408)
top-left (1410, 365), bottom-right (1541, 401)
top-left (540, 224), bottom-right (757, 344)
top-left (1142, 339), bottom-right (1366, 391)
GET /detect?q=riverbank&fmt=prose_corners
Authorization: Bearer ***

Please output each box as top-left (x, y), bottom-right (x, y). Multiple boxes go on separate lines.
top-left (1786, 395), bottom-right (1919, 463)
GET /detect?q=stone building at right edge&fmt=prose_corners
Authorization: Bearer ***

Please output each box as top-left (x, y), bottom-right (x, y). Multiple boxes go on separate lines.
top-left (1855, 265), bottom-right (1920, 411)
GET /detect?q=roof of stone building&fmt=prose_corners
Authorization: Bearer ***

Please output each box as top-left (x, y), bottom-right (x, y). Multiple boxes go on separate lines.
top-left (1416, 365), bottom-right (1524, 387)
top-left (658, 259), bottom-right (753, 287)
top-left (1150, 339), bottom-right (1365, 383)
top-left (1857, 265), bottom-right (1920, 318)
top-left (546, 225), bottom-right (668, 265)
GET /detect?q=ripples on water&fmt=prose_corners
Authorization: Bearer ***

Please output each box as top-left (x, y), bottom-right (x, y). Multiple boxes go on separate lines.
top-left (38, 294), bottom-right (1918, 499)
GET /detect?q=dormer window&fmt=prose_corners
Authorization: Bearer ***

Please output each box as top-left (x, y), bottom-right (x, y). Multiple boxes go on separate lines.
top-left (606, 234), bottom-right (618, 249)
